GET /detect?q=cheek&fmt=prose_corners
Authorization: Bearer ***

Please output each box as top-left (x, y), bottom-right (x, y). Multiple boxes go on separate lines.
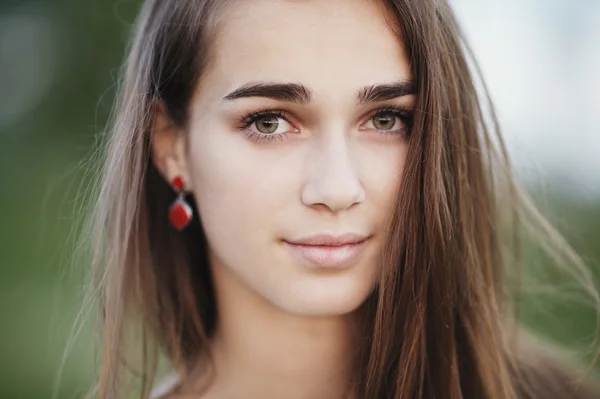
top-left (185, 127), bottom-right (297, 264)
top-left (188, 131), bottom-right (264, 238)
top-left (358, 140), bottom-right (407, 212)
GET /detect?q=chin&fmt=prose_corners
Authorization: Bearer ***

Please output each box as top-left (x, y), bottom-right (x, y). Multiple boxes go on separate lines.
top-left (272, 276), bottom-right (375, 317)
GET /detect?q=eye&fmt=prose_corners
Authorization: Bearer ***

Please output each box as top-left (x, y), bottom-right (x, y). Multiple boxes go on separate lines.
top-left (240, 110), bottom-right (298, 137)
top-left (365, 111), bottom-right (404, 131)
top-left (359, 108), bottom-right (413, 137)
top-left (236, 109), bottom-right (300, 144)
top-left (254, 115), bottom-right (291, 134)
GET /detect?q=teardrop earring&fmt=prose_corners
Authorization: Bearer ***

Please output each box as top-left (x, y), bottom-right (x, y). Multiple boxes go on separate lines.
top-left (168, 176), bottom-right (193, 231)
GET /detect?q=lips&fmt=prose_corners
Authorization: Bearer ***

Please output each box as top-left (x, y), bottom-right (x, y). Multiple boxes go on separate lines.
top-left (286, 233), bottom-right (368, 246)
top-left (283, 233), bottom-right (370, 268)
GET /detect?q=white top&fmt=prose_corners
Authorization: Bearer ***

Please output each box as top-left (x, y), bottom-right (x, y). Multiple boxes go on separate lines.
top-left (150, 373), bottom-right (180, 399)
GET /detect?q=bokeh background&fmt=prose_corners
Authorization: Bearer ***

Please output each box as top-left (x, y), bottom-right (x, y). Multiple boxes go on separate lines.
top-left (1, 0), bottom-right (599, 397)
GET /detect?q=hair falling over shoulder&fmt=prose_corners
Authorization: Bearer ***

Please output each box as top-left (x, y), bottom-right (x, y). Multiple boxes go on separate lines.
top-left (80, 0), bottom-right (600, 398)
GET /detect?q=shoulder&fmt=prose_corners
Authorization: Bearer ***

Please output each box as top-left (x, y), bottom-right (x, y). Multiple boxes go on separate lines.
top-left (150, 373), bottom-right (181, 399)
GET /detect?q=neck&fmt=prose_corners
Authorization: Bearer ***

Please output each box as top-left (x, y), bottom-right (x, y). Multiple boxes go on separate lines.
top-left (197, 256), bottom-right (365, 399)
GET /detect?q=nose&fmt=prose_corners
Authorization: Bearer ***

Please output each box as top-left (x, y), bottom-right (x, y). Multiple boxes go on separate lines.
top-left (301, 134), bottom-right (365, 212)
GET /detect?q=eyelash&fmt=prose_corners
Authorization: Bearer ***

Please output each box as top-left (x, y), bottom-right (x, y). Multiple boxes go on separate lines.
top-left (236, 106), bottom-right (414, 144)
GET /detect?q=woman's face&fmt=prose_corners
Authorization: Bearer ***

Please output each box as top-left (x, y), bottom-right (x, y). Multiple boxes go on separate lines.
top-left (184, 0), bottom-right (414, 316)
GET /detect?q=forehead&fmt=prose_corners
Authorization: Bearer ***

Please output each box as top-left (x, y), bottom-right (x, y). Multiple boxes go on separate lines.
top-left (204, 0), bottom-right (410, 97)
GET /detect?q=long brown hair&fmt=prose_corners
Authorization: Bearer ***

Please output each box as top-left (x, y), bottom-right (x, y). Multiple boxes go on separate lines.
top-left (83, 0), bottom-right (600, 397)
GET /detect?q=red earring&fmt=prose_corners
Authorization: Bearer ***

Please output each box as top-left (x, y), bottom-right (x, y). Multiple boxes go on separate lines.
top-left (168, 176), bottom-right (193, 231)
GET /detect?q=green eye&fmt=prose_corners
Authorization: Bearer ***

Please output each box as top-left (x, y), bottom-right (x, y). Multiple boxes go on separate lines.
top-left (255, 116), bottom-right (279, 134)
top-left (372, 112), bottom-right (396, 130)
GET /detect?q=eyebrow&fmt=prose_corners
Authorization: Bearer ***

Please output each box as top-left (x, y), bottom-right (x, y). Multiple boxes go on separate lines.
top-left (222, 80), bottom-right (416, 105)
top-left (356, 80), bottom-right (416, 106)
top-left (223, 82), bottom-right (312, 104)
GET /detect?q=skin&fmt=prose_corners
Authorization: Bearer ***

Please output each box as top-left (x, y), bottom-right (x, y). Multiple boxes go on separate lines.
top-left (151, 0), bottom-right (415, 397)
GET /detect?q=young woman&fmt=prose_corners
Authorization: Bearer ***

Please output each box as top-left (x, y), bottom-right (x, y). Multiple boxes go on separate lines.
top-left (87, 0), bottom-right (600, 397)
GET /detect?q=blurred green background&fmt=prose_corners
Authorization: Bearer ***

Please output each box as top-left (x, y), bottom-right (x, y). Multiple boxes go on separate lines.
top-left (0, 0), bottom-right (598, 398)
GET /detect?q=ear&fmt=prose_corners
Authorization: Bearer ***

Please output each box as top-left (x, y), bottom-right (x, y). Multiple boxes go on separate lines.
top-left (150, 102), bottom-right (193, 191)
